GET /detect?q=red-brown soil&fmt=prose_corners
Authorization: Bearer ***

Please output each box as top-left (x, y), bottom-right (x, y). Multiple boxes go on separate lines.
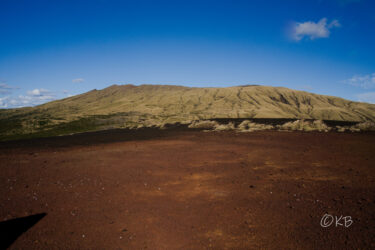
top-left (1, 130), bottom-right (375, 249)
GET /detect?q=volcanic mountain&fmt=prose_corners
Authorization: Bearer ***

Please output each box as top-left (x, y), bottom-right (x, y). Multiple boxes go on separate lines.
top-left (1, 84), bottom-right (375, 140)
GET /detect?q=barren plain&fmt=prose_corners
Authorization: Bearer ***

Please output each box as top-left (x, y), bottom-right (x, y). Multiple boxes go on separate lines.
top-left (1, 129), bottom-right (374, 249)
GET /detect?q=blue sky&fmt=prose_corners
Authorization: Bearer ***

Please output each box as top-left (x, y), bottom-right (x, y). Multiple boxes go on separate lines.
top-left (1, 0), bottom-right (375, 108)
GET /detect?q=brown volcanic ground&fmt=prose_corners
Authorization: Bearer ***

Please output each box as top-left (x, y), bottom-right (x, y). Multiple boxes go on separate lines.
top-left (1, 129), bottom-right (375, 249)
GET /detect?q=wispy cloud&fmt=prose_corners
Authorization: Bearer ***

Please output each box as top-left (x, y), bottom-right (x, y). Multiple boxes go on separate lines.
top-left (356, 92), bottom-right (375, 104)
top-left (0, 88), bottom-right (57, 108)
top-left (343, 73), bottom-right (375, 89)
top-left (289, 18), bottom-right (341, 41)
top-left (72, 78), bottom-right (85, 83)
top-left (27, 88), bottom-right (51, 96)
top-left (0, 82), bottom-right (18, 95)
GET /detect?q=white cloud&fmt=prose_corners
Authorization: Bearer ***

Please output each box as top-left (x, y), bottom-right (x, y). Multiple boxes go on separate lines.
top-left (1, 88), bottom-right (57, 108)
top-left (72, 78), bottom-right (85, 83)
top-left (290, 18), bottom-right (341, 41)
top-left (344, 73), bottom-right (375, 89)
top-left (0, 96), bottom-right (10, 108)
top-left (27, 88), bottom-right (51, 96)
top-left (356, 92), bottom-right (375, 104)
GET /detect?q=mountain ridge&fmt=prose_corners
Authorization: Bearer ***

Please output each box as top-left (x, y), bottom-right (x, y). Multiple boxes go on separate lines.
top-left (1, 84), bottom-right (375, 140)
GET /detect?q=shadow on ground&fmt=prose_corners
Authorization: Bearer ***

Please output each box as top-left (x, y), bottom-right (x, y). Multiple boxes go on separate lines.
top-left (0, 213), bottom-right (46, 249)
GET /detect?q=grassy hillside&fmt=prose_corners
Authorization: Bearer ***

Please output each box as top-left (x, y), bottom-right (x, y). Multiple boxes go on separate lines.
top-left (1, 84), bottom-right (375, 140)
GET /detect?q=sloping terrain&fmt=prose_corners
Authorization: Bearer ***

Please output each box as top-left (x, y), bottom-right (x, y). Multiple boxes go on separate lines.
top-left (1, 84), bottom-right (375, 140)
